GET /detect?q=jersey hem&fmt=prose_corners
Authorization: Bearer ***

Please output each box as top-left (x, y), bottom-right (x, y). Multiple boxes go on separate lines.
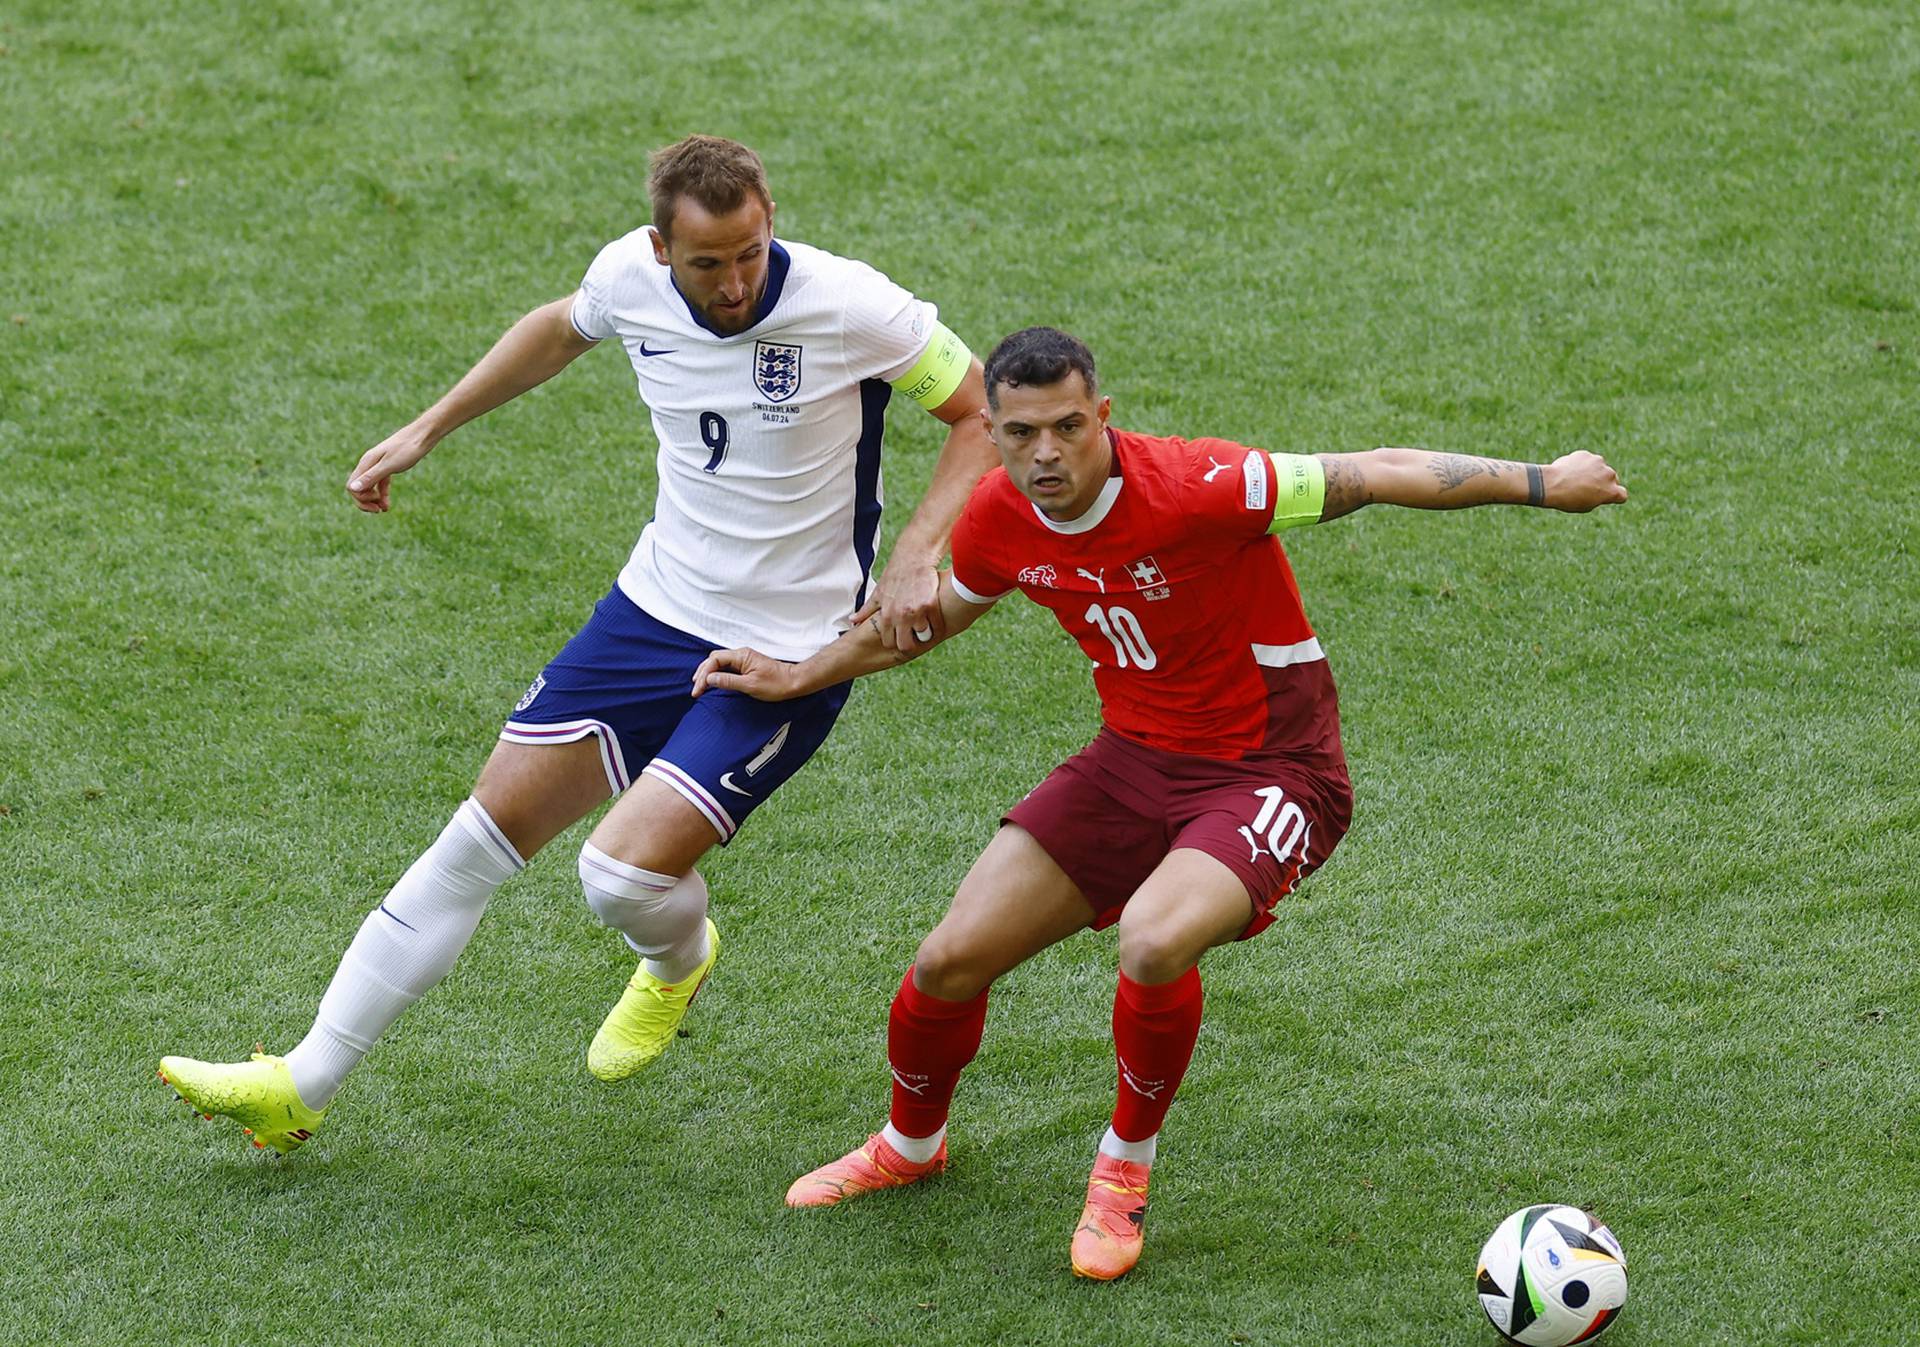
top-left (613, 571), bottom-right (834, 664)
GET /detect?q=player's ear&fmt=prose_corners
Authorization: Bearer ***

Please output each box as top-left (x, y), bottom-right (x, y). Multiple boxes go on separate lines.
top-left (1096, 395), bottom-right (1112, 426)
top-left (648, 226), bottom-right (670, 266)
top-left (764, 199), bottom-right (776, 234)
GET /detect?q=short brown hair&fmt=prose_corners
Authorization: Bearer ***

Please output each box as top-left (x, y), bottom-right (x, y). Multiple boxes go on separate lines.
top-left (647, 135), bottom-right (772, 240)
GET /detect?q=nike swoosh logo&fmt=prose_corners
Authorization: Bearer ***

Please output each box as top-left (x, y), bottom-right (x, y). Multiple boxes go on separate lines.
top-left (639, 341), bottom-right (676, 357)
top-left (719, 773), bottom-right (752, 796)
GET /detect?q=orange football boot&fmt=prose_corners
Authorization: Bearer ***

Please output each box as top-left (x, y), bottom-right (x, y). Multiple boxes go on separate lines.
top-left (785, 1132), bottom-right (947, 1208)
top-left (1070, 1154), bottom-right (1152, 1280)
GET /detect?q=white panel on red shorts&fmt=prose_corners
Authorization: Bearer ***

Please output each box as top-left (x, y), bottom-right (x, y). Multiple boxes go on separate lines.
top-left (950, 430), bottom-right (1342, 765)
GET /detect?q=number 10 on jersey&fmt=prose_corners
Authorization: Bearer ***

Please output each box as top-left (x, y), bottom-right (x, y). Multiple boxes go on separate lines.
top-left (1085, 603), bottom-right (1158, 670)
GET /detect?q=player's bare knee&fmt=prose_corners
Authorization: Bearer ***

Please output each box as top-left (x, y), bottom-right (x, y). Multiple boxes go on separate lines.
top-left (911, 929), bottom-right (992, 1002)
top-left (1116, 911), bottom-right (1200, 986)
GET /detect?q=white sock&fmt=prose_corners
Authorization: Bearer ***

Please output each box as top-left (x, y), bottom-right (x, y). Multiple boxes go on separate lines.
top-left (1099, 1125), bottom-right (1157, 1166)
top-left (577, 843), bottom-right (710, 984)
top-left (882, 1120), bottom-right (946, 1165)
top-left (283, 799), bottom-right (523, 1109)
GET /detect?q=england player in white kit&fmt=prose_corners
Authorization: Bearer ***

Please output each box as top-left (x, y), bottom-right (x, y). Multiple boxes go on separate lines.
top-left (157, 135), bottom-right (996, 1155)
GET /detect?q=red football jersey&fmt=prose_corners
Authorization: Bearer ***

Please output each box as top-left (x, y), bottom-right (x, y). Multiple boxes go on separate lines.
top-left (950, 428), bottom-right (1344, 765)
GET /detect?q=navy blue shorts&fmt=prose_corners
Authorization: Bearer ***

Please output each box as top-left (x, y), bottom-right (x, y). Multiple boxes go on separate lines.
top-left (502, 586), bottom-right (852, 843)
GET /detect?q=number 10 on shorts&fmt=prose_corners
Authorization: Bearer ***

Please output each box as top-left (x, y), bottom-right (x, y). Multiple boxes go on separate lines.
top-left (1239, 784), bottom-right (1310, 866)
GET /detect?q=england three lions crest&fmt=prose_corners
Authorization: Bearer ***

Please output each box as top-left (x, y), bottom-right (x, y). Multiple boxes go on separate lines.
top-left (753, 341), bottom-right (803, 401)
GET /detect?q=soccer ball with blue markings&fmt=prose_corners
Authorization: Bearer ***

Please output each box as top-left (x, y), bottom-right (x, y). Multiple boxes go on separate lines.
top-left (1475, 1204), bottom-right (1628, 1345)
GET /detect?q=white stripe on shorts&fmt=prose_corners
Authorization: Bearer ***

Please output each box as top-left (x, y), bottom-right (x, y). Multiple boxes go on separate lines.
top-left (643, 759), bottom-right (738, 842)
top-left (500, 718), bottom-right (632, 794)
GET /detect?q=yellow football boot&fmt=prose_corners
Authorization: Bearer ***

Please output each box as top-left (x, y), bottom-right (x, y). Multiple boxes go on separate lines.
top-left (587, 918), bottom-right (719, 1081)
top-left (156, 1051), bottom-right (326, 1154)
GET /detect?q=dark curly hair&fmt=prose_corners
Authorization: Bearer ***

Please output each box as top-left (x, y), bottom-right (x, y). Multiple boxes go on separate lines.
top-left (983, 327), bottom-right (1098, 408)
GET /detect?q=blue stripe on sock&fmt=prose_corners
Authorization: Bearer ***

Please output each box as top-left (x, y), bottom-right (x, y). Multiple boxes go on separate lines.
top-left (378, 903), bottom-right (418, 933)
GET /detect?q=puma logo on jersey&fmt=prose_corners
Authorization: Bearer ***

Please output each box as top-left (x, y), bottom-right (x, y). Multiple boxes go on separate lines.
top-left (1203, 455), bottom-right (1231, 482)
top-left (1076, 567), bottom-right (1108, 593)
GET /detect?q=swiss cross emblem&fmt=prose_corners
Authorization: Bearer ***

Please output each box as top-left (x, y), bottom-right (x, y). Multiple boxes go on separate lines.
top-left (753, 341), bottom-right (803, 400)
top-left (1129, 555), bottom-right (1171, 601)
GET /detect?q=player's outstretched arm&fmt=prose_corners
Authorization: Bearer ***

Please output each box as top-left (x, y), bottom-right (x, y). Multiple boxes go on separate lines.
top-left (868, 359), bottom-right (997, 649)
top-left (346, 295), bottom-right (597, 513)
top-left (693, 573), bottom-right (994, 702)
top-left (1315, 448), bottom-right (1627, 522)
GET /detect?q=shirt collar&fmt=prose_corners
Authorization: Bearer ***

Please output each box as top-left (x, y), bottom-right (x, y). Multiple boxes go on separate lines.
top-left (1031, 473), bottom-right (1123, 534)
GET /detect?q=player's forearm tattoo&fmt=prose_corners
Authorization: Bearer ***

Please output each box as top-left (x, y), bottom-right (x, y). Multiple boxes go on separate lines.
top-left (1320, 455), bottom-right (1373, 521)
top-left (1427, 454), bottom-right (1509, 492)
top-left (1525, 463), bottom-right (1546, 507)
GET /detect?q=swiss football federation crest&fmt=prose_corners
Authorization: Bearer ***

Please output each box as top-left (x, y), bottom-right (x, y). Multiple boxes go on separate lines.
top-left (753, 341), bottom-right (803, 400)
top-left (1017, 563), bottom-right (1059, 588)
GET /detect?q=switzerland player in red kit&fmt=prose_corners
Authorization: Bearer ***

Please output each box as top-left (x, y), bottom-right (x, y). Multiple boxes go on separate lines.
top-left (695, 328), bottom-right (1626, 1279)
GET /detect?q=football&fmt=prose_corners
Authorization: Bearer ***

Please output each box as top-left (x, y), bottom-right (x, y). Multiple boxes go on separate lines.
top-left (1475, 1204), bottom-right (1628, 1345)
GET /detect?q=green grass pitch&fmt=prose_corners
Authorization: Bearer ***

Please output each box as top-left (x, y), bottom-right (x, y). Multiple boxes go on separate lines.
top-left (2, 1), bottom-right (1915, 1342)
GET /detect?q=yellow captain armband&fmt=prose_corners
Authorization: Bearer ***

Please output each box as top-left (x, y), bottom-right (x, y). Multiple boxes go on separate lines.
top-left (1267, 453), bottom-right (1326, 532)
top-left (890, 320), bottom-right (972, 409)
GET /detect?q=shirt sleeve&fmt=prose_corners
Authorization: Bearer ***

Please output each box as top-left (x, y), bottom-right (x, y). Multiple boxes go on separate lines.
top-left (568, 237), bottom-right (623, 343)
top-left (948, 483), bottom-right (1016, 604)
top-left (840, 259), bottom-right (941, 384)
top-left (1180, 437), bottom-right (1283, 540)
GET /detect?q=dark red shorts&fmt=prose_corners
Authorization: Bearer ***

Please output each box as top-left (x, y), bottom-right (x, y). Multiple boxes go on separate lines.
top-left (1004, 728), bottom-right (1352, 939)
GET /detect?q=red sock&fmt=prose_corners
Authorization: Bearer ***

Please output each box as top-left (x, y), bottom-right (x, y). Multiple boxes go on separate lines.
top-left (887, 966), bottom-right (989, 1138)
top-left (1110, 967), bottom-right (1203, 1144)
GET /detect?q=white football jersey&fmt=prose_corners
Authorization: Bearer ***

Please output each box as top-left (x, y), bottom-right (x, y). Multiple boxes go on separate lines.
top-left (570, 232), bottom-right (940, 660)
